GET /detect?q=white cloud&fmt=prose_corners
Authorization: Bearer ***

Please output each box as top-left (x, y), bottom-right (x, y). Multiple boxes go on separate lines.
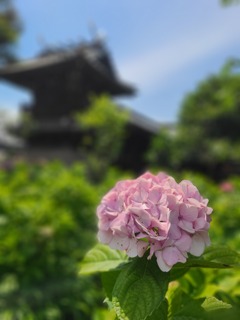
top-left (119, 14), bottom-right (240, 93)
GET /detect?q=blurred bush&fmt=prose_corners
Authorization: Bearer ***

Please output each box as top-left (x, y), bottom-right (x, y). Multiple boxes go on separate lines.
top-left (0, 162), bottom-right (104, 319)
top-left (0, 161), bottom-right (239, 319)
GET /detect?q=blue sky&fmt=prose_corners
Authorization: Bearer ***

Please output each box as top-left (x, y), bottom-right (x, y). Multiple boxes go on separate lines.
top-left (1, 0), bottom-right (240, 122)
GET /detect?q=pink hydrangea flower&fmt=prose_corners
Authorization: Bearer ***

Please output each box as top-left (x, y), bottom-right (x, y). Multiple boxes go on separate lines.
top-left (97, 172), bottom-right (213, 272)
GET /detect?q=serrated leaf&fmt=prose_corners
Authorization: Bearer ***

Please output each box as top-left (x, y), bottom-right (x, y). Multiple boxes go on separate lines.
top-left (79, 243), bottom-right (128, 275)
top-left (201, 297), bottom-right (232, 312)
top-left (202, 245), bottom-right (240, 266)
top-left (173, 296), bottom-right (205, 319)
top-left (167, 282), bottom-right (183, 319)
top-left (172, 245), bottom-right (240, 270)
top-left (101, 270), bottom-right (122, 299)
top-left (146, 299), bottom-right (168, 320)
top-left (169, 266), bottom-right (189, 281)
top-left (112, 256), bottom-right (169, 320)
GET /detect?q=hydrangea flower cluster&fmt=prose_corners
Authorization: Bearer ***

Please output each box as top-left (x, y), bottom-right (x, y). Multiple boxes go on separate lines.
top-left (97, 172), bottom-right (213, 272)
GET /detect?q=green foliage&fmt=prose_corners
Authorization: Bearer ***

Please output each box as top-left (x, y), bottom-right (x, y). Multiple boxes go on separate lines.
top-left (175, 60), bottom-right (240, 178)
top-left (145, 128), bottom-right (176, 169)
top-left (0, 162), bottom-right (103, 319)
top-left (79, 243), bottom-right (128, 275)
top-left (93, 308), bottom-right (116, 320)
top-left (75, 95), bottom-right (129, 182)
top-left (173, 245), bottom-right (240, 269)
top-left (146, 299), bottom-right (168, 320)
top-left (166, 281), bottom-right (235, 320)
top-left (202, 296), bottom-right (232, 312)
top-left (80, 246), bottom-right (240, 320)
top-left (80, 238), bottom-right (240, 319)
top-left (79, 243), bottom-right (240, 277)
top-left (212, 183), bottom-right (240, 245)
top-left (221, 0), bottom-right (240, 5)
top-left (147, 60), bottom-right (240, 179)
top-left (111, 257), bottom-right (169, 320)
top-left (1, 160), bottom-right (240, 319)
top-left (80, 246), bottom-right (169, 319)
top-left (177, 267), bottom-right (240, 319)
top-left (0, 0), bottom-right (21, 64)
top-left (1, 150), bottom-right (240, 319)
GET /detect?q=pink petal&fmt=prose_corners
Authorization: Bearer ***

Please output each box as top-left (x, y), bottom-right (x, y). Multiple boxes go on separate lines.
top-left (141, 172), bottom-right (155, 180)
top-left (207, 207), bottom-right (213, 215)
top-left (155, 251), bottom-right (172, 272)
top-left (151, 218), bottom-right (170, 234)
top-left (194, 217), bottom-right (207, 230)
top-left (169, 211), bottom-right (179, 224)
top-left (159, 206), bottom-right (170, 222)
top-left (148, 187), bottom-right (161, 203)
top-left (189, 233), bottom-right (205, 256)
top-left (126, 238), bottom-right (138, 257)
top-left (187, 198), bottom-right (201, 206)
top-left (98, 216), bottom-right (111, 230)
top-left (180, 203), bottom-right (198, 222)
top-left (132, 208), bottom-right (152, 228)
top-left (156, 172), bottom-right (169, 182)
top-left (109, 235), bottom-right (130, 250)
top-left (175, 232), bottom-right (192, 252)
top-left (180, 180), bottom-right (200, 200)
top-left (110, 214), bottom-right (128, 234)
top-left (169, 223), bottom-right (182, 240)
top-left (200, 231), bottom-right (211, 246)
top-left (166, 194), bottom-right (178, 209)
top-left (137, 240), bottom-right (149, 257)
top-left (178, 220), bottom-right (195, 233)
top-left (98, 230), bottom-right (113, 244)
top-left (132, 191), bottom-right (142, 202)
top-left (162, 246), bottom-right (186, 266)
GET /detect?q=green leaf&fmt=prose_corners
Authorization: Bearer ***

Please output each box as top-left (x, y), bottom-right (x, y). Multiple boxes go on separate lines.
top-left (169, 266), bottom-right (189, 281)
top-left (173, 296), bottom-right (205, 319)
top-left (167, 282), bottom-right (183, 319)
top-left (101, 270), bottom-right (122, 299)
top-left (166, 283), bottom-right (206, 319)
top-left (93, 308), bottom-right (116, 320)
top-left (79, 244), bottom-right (128, 275)
top-left (172, 245), bottom-right (240, 270)
top-left (112, 256), bottom-right (169, 320)
top-left (146, 299), bottom-right (168, 320)
top-left (201, 297), bottom-right (232, 312)
top-left (202, 245), bottom-right (240, 266)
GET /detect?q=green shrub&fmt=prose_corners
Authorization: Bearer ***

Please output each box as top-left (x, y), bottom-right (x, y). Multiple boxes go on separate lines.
top-left (0, 162), bottom-right (103, 319)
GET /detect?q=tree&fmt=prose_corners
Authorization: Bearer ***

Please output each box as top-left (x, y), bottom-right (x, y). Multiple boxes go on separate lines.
top-left (221, 0), bottom-right (240, 5)
top-left (174, 59), bottom-right (240, 179)
top-left (75, 95), bottom-right (129, 182)
top-left (0, 0), bottom-right (21, 64)
top-left (145, 127), bottom-right (176, 170)
top-left (147, 59), bottom-right (240, 180)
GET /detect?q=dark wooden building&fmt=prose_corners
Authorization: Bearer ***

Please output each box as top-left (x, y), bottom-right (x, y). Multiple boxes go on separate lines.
top-left (0, 39), bottom-right (159, 171)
